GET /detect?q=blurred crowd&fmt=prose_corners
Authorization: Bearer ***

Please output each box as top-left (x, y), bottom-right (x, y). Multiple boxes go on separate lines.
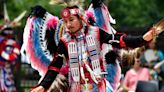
top-left (117, 40), bottom-right (164, 92)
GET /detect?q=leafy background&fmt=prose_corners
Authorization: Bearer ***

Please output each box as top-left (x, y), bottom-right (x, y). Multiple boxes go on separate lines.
top-left (0, 0), bottom-right (164, 28)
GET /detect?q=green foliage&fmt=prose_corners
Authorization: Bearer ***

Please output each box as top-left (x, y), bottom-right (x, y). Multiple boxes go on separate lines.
top-left (109, 0), bottom-right (163, 28)
top-left (156, 0), bottom-right (164, 18)
top-left (1, 0), bottom-right (164, 28)
top-left (7, 0), bottom-right (63, 17)
top-left (1, 0), bottom-right (64, 28)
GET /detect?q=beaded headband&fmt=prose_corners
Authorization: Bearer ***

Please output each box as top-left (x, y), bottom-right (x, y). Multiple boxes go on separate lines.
top-left (61, 8), bottom-right (81, 19)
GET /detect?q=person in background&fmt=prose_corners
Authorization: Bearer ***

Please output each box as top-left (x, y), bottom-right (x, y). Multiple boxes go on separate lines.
top-left (144, 39), bottom-right (164, 80)
top-left (0, 27), bottom-right (20, 92)
top-left (123, 47), bottom-right (151, 92)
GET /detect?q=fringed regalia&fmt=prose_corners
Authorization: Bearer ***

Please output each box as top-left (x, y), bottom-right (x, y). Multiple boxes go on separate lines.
top-left (47, 25), bottom-right (114, 92)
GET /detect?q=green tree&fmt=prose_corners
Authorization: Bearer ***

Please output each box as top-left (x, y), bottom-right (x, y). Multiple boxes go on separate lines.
top-left (1, 0), bottom-right (164, 28)
top-left (109, 0), bottom-right (162, 28)
top-left (1, 0), bottom-right (64, 27)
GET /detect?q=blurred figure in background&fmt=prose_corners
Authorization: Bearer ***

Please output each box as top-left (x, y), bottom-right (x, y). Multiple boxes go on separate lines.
top-left (142, 39), bottom-right (164, 80)
top-left (0, 2), bottom-right (25, 91)
top-left (141, 39), bottom-right (164, 91)
top-left (0, 28), bottom-right (20, 92)
top-left (123, 47), bottom-right (152, 92)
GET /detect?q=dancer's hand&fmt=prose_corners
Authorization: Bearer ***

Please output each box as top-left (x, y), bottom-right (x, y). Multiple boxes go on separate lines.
top-left (143, 28), bottom-right (156, 41)
top-left (30, 86), bottom-right (45, 92)
top-left (154, 60), bottom-right (164, 70)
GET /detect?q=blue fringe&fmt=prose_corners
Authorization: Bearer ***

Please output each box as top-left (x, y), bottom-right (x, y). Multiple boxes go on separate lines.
top-left (32, 18), bottom-right (51, 67)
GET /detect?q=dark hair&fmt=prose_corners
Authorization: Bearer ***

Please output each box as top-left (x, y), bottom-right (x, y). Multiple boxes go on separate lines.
top-left (65, 5), bottom-right (79, 9)
top-left (1, 27), bottom-right (14, 36)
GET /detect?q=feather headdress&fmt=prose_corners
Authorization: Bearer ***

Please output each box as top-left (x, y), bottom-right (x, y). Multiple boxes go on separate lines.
top-left (49, 0), bottom-right (85, 7)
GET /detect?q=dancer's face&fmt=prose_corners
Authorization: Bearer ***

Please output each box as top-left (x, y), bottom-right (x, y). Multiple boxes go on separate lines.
top-left (64, 15), bottom-right (82, 34)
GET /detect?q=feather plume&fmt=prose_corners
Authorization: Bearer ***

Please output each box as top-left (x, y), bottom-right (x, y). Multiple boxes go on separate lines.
top-left (10, 11), bottom-right (27, 27)
top-left (21, 12), bottom-right (59, 76)
top-left (49, 0), bottom-right (84, 7)
top-left (4, 3), bottom-right (10, 24)
top-left (87, 4), bottom-right (116, 34)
